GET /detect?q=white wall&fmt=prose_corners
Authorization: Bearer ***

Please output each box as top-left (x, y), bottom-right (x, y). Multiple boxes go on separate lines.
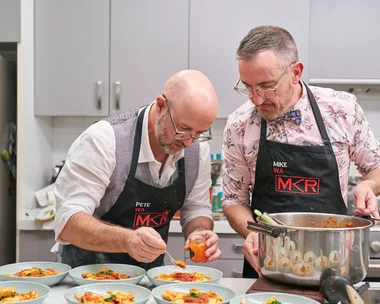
top-left (17, 0), bottom-right (53, 220)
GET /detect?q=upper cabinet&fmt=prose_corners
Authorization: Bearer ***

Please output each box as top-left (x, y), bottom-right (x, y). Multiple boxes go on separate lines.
top-left (34, 0), bottom-right (110, 116)
top-left (34, 0), bottom-right (189, 116)
top-left (189, 0), bottom-right (311, 118)
top-left (0, 0), bottom-right (20, 42)
top-left (109, 0), bottom-right (188, 115)
top-left (309, 0), bottom-right (380, 82)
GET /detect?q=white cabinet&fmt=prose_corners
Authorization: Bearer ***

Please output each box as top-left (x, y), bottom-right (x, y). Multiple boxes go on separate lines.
top-left (309, 0), bottom-right (380, 81)
top-left (189, 0), bottom-right (311, 118)
top-left (0, 0), bottom-right (20, 42)
top-left (34, 0), bottom-right (189, 116)
top-left (109, 0), bottom-right (189, 114)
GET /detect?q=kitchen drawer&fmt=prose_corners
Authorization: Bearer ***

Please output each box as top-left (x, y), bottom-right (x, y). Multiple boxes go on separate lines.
top-left (185, 234), bottom-right (244, 259)
top-left (185, 258), bottom-right (244, 278)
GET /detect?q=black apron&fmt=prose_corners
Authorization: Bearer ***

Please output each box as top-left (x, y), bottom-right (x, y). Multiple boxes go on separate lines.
top-left (62, 107), bottom-right (186, 270)
top-left (243, 84), bottom-right (347, 278)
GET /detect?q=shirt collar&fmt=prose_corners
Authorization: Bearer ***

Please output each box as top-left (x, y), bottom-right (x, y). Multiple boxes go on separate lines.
top-left (138, 102), bottom-right (185, 164)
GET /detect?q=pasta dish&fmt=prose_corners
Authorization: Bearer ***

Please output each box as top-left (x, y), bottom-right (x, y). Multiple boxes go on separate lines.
top-left (75, 290), bottom-right (135, 303)
top-left (0, 287), bottom-right (38, 303)
top-left (81, 268), bottom-right (136, 280)
top-left (4, 267), bottom-right (61, 277)
top-left (162, 288), bottom-right (223, 303)
top-left (154, 271), bottom-right (212, 282)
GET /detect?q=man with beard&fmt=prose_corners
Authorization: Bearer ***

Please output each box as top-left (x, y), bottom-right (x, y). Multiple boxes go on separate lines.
top-left (52, 70), bottom-right (221, 269)
top-left (222, 25), bottom-right (380, 278)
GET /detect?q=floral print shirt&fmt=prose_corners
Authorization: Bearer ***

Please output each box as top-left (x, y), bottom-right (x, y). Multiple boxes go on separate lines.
top-left (222, 82), bottom-right (380, 208)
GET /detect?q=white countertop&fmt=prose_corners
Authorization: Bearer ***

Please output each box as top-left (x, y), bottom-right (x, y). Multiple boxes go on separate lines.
top-left (48, 277), bottom-right (254, 303)
top-left (42, 276), bottom-right (380, 303)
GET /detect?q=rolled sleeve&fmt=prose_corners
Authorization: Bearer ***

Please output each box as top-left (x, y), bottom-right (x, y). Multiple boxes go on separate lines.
top-left (349, 102), bottom-right (380, 176)
top-left (222, 117), bottom-right (251, 208)
top-left (54, 121), bottom-right (116, 243)
top-left (180, 142), bottom-right (213, 229)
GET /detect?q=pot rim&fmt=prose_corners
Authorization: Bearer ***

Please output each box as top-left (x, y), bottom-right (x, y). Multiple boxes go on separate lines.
top-left (264, 212), bottom-right (374, 231)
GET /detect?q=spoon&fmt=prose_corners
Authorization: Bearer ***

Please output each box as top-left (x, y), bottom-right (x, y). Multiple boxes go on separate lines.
top-left (165, 251), bottom-right (186, 269)
top-left (350, 204), bottom-right (380, 221)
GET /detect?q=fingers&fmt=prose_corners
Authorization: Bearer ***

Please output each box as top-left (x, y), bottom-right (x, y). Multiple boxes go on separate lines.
top-left (242, 232), bottom-right (261, 274)
top-left (354, 186), bottom-right (367, 212)
top-left (207, 247), bottom-right (222, 262)
top-left (139, 228), bottom-right (166, 251)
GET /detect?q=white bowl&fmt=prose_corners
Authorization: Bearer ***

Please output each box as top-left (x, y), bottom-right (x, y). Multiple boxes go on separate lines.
top-left (0, 261), bottom-right (71, 286)
top-left (230, 292), bottom-right (320, 304)
top-left (152, 282), bottom-right (236, 304)
top-left (147, 265), bottom-right (223, 286)
top-left (64, 282), bottom-right (150, 304)
top-left (0, 281), bottom-right (50, 304)
top-left (69, 263), bottom-right (145, 285)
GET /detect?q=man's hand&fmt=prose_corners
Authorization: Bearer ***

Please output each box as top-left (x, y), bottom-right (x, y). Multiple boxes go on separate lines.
top-left (354, 180), bottom-right (380, 218)
top-left (184, 230), bottom-right (221, 262)
top-left (242, 232), bottom-right (261, 276)
top-left (125, 227), bottom-right (166, 263)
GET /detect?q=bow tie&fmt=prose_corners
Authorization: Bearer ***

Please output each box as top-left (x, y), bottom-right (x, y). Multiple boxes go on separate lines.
top-left (268, 109), bottom-right (302, 126)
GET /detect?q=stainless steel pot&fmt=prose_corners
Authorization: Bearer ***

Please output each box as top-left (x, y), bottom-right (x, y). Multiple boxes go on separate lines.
top-left (248, 212), bottom-right (373, 287)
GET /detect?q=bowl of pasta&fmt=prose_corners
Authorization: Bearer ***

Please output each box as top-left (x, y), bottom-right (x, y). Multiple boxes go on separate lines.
top-left (147, 265), bottom-right (223, 286)
top-left (0, 281), bottom-right (50, 303)
top-left (0, 261), bottom-right (71, 286)
top-left (151, 282), bottom-right (235, 304)
top-left (68, 264), bottom-right (146, 285)
top-left (64, 282), bottom-right (150, 304)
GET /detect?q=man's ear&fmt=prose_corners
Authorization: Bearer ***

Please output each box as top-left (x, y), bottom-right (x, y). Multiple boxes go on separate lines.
top-left (156, 95), bottom-right (166, 114)
top-left (292, 62), bottom-right (304, 84)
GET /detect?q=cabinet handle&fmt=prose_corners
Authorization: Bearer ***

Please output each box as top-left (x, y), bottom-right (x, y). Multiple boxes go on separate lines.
top-left (96, 81), bottom-right (103, 109)
top-left (115, 81), bottom-right (121, 110)
top-left (232, 270), bottom-right (242, 278)
top-left (233, 244), bottom-right (243, 251)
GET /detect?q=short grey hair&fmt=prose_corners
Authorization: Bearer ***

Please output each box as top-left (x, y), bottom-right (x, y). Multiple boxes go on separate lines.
top-left (237, 25), bottom-right (298, 65)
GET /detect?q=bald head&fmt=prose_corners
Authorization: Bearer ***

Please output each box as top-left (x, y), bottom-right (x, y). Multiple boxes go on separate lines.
top-left (162, 70), bottom-right (218, 124)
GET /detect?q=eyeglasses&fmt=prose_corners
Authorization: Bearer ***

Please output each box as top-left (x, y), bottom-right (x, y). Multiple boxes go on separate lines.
top-left (234, 62), bottom-right (294, 98)
top-left (162, 94), bottom-right (212, 142)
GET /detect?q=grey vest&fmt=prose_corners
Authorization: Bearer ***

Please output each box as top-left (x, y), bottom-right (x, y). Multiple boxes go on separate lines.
top-left (94, 108), bottom-right (200, 218)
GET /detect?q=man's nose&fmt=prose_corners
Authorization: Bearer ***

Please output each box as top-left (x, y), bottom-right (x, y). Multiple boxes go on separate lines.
top-left (250, 93), bottom-right (265, 106)
top-left (182, 138), bottom-right (193, 147)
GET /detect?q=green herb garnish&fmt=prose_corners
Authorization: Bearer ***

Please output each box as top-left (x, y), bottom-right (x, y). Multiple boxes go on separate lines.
top-left (105, 294), bottom-right (116, 302)
top-left (26, 273), bottom-right (31, 276)
top-left (189, 292), bottom-right (199, 298)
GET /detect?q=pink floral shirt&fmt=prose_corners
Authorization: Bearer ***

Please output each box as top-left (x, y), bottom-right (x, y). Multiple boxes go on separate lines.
top-left (222, 83), bottom-right (380, 208)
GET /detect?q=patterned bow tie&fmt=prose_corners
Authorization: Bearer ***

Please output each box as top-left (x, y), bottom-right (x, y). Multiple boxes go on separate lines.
top-left (268, 109), bottom-right (302, 126)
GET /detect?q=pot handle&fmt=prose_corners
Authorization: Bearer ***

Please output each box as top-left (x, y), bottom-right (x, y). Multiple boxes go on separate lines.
top-left (247, 221), bottom-right (282, 238)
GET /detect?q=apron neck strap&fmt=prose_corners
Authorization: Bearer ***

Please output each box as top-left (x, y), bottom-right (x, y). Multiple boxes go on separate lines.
top-left (129, 107), bottom-right (146, 177)
top-left (259, 82), bottom-right (333, 151)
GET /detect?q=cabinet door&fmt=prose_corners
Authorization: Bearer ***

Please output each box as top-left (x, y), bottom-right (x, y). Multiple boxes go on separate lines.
top-left (310, 0), bottom-right (380, 80)
top-left (110, 0), bottom-right (189, 114)
top-left (34, 0), bottom-right (110, 116)
top-left (189, 0), bottom-right (310, 118)
top-left (19, 231), bottom-right (56, 262)
top-left (0, 0), bottom-right (20, 42)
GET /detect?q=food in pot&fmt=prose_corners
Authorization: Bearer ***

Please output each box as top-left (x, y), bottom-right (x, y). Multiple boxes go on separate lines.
top-left (310, 217), bottom-right (354, 228)
top-left (329, 250), bottom-right (341, 268)
top-left (264, 256), bottom-right (277, 271)
top-left (315, 256), bottom-right (330, 271)
top-left (278, 258), bottom-right (293, 273)
top-left (292, 262), bottom-right (315, 276)
top-left (290, 250), bottom-right (302, 263)
top-left (304, 251), bottom-right (317, 265)
top-left (277, 247), bottom-right (288, 259)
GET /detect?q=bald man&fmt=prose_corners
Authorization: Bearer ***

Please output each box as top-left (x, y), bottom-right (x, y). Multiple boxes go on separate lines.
top-left (52, 70), bottom-right (221, 269)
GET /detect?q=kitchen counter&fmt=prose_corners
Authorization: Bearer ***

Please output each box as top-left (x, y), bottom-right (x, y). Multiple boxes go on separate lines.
top-left (42, 277), bottom-right (380, 303)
